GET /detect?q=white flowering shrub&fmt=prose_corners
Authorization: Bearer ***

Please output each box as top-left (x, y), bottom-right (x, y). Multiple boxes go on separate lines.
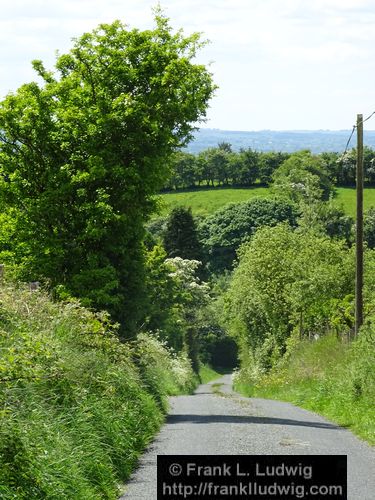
top-left (165, 257), bottom-right (210, 308)
top-left (135, 332), bottom-right (197, 406)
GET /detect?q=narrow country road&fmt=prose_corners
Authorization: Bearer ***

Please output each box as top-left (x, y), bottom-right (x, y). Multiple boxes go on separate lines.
top-left (120, 374), bottom-right (375, 499)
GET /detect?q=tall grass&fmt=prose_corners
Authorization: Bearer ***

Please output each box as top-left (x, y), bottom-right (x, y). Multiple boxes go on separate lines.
top-left (234, 330), bottom-right (375, 445)
top-left (0, 282), bottom-right (196, 499)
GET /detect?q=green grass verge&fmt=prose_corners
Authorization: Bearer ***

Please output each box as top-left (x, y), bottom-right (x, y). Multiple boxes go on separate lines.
top-left (199, 365), bottom-right (225, 384)
top-left (155, 186), bottom-right (375, 218)
top-left (0, 282), bottom-right (197, 499)
top-left (234, 334), bottom-right (375, 445)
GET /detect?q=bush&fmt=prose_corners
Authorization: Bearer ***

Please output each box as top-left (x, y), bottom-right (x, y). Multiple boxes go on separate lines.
top-left (318, 202), bottom-right (353, 243)
top-left (134, 333), bottom-right (198, 407)
top-left (272, 150), bottom-right (333, 202)
top-left (364, 207), bottom-right (375, 249)
top-left (198, 197), bottom-right (298, 272)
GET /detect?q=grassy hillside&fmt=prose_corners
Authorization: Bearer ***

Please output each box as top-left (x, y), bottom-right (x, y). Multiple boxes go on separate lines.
top-left (156, 186), bottom-right (375, 218)
top-left (335, 187), bottom-right (375, 216)
top-left (156, 187), bottom-right (270, 217)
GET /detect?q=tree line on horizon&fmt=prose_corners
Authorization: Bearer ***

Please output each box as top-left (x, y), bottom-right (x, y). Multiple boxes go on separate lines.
top-left (163, 142), bottom-right (375, 190)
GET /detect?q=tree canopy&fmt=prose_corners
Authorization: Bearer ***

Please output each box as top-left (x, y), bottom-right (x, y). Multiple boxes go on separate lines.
top-left (163, 207), bottom-right (204, 262)
top-left (272, 150), bottom-right (333, 202)
top-left (0, 14), bottom-right (215, 335)
top-left (198, 197), bottom-right (298, 272)
top-left (225, 224), bottom-right (354, 370)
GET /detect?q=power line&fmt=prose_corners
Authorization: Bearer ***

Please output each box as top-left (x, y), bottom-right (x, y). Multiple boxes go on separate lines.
top-left (342, 110), bottom-right (375, 157)
top-left (362, 110), bottom-right (375, 124)
top-left (343, 125), bottom-right (356, 156)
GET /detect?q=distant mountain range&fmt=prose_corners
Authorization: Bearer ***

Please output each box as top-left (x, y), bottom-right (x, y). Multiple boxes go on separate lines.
top-left (186, 128), bottom-right (375, 154)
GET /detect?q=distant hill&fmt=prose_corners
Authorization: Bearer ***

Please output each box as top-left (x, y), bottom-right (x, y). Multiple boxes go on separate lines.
top-left (186, 128), bottom-right (375, 154)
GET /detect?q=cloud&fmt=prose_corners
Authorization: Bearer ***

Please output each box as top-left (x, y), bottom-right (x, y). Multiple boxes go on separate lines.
top-left (0, 0), bottom-right (374, 129)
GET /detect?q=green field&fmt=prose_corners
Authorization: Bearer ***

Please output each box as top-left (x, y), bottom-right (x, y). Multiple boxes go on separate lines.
top-left (156, 186), bottom-right (375, 218)
top-left (335, 187), bottom-right (375, 216)
top-left (156, 187), bottom-right (271, 217)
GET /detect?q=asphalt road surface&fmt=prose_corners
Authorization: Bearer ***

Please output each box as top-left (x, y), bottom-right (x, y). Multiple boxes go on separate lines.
top-left (120, 374), bottom-right (375, 499)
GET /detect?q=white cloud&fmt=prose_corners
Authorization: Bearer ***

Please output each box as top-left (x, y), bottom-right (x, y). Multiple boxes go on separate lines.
top-left (0, 0), bottom-right (374, 129)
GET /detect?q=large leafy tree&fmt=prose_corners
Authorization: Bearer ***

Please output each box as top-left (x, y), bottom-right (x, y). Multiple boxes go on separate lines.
top-left (272, 150), bottom-right (333, 202)
top-left (336, 147), bottom-right (375, 186)
top-left (165, 151), bottom-right (197, 190)
top-left (258, 151), bottom-right (289, 185)
top-left (0, 13), bottom-right (215, 336)
top-left (198, 197), bottom-right (298, 272)
top-left (236, 148), bottom-right (259, 186)
top-left (225, 224), bottom-right (354, 371)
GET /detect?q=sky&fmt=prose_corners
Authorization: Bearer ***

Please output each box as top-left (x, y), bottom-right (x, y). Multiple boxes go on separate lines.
top-left (0, 0), bottom-right (375, 131)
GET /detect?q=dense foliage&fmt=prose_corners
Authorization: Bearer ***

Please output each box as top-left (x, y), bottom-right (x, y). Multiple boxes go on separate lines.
top-left (0, 282), bottom-right (196, 499)
top-left (164, 148), bottom-right (290, 189)
top-left (163, 207), bottom-right (204, 262)
top-left (364, 207), bottom-right (375, 249)
top-left (272, 150), bottom-right (333, 202)
top-left (335, 146), bottom-right (375, 186)
top-left (165, 256), bottom-right (210, 372)
top-left (225, 224), bottom-right (354, 371)
top-left (0, 14), bottom-right (215, 336)
top-left (315, 202), bottom-right (353, 243)
top-left (198, 197), bottom-right (298, 272)
top-left (1, 10), bottom-right (375, 492)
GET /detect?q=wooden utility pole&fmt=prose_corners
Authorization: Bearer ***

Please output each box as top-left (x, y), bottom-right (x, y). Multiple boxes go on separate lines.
top-left (355, 114), bottom-right (364, 336)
